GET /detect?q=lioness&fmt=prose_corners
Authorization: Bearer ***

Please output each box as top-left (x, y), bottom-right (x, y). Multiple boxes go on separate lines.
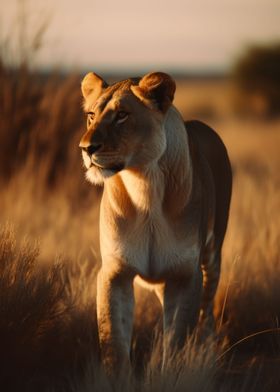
top-left (79, 72), bottom-right (232, 372)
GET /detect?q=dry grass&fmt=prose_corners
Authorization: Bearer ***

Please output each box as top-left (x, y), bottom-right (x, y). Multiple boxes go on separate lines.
top-left (0, 61), bottom-right (280, 391)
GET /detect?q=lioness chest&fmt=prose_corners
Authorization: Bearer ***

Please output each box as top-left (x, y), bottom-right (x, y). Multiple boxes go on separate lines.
top-left (100, 203), bottom-right (200, 282)
top-left (132, 214), bottom-right (198, 281)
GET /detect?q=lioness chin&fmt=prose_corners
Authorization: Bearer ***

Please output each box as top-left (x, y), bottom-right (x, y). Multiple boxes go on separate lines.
top-left (79, 71), bottom-right (232, 374)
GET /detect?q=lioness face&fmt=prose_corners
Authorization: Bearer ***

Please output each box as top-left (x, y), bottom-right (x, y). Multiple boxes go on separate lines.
top-left (80, 72), bottom-right (176, 184)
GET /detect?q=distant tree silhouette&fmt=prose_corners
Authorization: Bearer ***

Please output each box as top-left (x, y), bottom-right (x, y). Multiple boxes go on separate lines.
top-left (233, 43), bottom-right (280, 116)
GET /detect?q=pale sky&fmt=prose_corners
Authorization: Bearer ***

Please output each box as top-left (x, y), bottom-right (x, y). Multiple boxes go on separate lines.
top-left (1, 0), bottom-right (280, 72)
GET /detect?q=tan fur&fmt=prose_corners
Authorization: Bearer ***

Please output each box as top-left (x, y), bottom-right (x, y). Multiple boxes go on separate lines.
top-left (79, 72), bottom-right (232, 373)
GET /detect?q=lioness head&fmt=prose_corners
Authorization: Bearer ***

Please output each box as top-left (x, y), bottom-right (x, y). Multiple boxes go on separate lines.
top-left (79, 72), bottom-right (176, 184)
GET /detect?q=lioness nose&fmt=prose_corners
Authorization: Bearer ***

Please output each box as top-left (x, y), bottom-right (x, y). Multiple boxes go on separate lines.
top-left (80, 143), bottom-right (103, 156)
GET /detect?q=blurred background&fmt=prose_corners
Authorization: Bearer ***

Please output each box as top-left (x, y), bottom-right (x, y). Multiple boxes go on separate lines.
top-left (0, 1), bottom-right (280, 390)
top-left (1, 0), bottom-right (280, 72)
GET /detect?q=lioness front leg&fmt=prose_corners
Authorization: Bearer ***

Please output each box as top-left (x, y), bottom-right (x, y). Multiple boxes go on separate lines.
top-left (161, 267), bottom-right (203, 367)
top-left (96, 266), bottom-right (135, 374)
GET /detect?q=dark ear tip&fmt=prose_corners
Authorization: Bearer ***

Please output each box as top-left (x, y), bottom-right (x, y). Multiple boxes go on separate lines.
top-left (140, 72), bottom-right (176, 91)
top-left (141, 71), bottom-right (173, 82)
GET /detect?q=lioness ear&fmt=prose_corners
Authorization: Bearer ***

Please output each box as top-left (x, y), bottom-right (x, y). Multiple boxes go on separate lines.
top-left (131, 72), bottom-right (176, 113)
top-left (81, 72), bottom-right (108, 100)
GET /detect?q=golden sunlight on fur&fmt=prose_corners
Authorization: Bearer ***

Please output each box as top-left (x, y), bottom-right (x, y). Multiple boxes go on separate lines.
top-left (79, 71), bottom-right (232, 374)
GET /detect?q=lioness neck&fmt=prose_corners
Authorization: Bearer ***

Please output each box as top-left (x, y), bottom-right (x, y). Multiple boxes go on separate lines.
top-left (105, 106), bottom-right (192, 216)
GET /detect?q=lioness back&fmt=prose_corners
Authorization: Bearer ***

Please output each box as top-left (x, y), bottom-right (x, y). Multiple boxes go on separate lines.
top-left (186, 120), bottom-right (232, 249)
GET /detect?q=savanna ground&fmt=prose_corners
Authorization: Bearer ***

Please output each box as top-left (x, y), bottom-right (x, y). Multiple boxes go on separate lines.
top-left (0, 64), bottom-right (280, 391)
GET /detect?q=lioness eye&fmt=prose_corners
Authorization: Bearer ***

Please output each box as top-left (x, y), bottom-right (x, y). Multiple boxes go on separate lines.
top-left (116, 111), bottom-right (128, 123)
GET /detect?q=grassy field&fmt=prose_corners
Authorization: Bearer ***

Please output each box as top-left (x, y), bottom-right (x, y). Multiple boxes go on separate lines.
top-left (0, 65), bottom-right (280, 391)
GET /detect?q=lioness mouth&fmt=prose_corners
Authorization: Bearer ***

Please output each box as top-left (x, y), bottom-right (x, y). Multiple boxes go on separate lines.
top-left (91, 161), bottom-right (125, 173)
top-left (106, 163), bottom-right (125, 173)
